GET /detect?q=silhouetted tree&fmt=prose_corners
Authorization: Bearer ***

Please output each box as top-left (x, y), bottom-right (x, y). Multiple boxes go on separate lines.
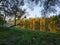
top-left (0, 0), bottom-right (25, 26)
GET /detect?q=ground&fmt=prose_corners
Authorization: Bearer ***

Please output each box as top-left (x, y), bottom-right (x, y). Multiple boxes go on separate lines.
top-left (0, 27), bottom-right (60, 45)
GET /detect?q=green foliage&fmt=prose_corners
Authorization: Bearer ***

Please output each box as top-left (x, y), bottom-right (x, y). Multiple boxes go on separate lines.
top-left (0, 0), bottom-right (25, 26)
top-left (0, 16), bottom-right (3, 25)
top-left (0, 27), bottom-right (60, 45)
top-left (0, 16), bottom-right (6, 26)
top-left (48, 15), bottom-right (60, 33)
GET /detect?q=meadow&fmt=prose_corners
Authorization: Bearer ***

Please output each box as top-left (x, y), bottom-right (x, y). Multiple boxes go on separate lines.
top-left (0, 27), bottom-right (60, 45)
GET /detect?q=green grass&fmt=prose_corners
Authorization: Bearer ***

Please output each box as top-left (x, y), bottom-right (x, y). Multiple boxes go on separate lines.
top-left (0, 27), bottom-right (60, 45)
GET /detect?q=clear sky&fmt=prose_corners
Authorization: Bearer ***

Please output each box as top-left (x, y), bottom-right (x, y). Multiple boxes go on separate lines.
top-left (21, 0), bottom-right (60, 18)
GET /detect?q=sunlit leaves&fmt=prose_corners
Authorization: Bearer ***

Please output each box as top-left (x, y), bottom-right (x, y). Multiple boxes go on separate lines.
top-left (10, 14), bottom-right (60, 33)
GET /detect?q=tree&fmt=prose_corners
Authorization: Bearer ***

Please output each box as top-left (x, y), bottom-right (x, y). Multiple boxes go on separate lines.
top-left (0, 0), bottom-right (10, 27)
top-left (28, 0), bottom-right (60, 31)
top-left (0, 13), bottom-right (6, 27)
top-left (9, 0), bottom-right (25, 26)
top-left (0, 0), bottom-right (25, 27)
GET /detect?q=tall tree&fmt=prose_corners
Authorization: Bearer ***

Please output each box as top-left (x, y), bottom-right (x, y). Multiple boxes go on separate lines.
top-left (8, 0), bottom-right (25, 26)
top-left (0, 0), bottom-right (10, 27)
top-left (0, 0), bottom-right (25, 26)
top-left (0, 13), bottom-right (4, 27)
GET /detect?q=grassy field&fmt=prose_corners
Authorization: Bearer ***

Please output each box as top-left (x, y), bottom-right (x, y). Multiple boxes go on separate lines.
top-left (0, 27), bottom-right (60, 45)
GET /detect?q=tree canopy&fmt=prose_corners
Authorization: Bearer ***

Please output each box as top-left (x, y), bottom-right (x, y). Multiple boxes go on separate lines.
top-left (27, 0), bottom-right (60, 17)
top-left (0, 0), bottom-right (25, 26)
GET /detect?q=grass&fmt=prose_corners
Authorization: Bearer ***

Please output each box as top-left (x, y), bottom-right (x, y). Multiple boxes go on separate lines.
top-left (0, 27), bottom-right (60, 45)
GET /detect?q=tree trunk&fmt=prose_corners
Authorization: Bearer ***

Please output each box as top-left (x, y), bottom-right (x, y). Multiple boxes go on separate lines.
top-left (14, 15), bottom-right (16, 26)
top-left (3, 15), bottom-right (6, 27)
top-left (45, 18), bottom-right (49, 32)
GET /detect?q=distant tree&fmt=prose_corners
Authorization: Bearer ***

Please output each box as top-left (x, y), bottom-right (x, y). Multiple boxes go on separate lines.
top-left (48, 14), bottom-right (60, 33)
top-left (27, 0), bottom-right (60, 31)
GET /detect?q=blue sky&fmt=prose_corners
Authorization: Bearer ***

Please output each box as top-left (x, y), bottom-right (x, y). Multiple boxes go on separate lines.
top-left (21, 0), bottom-right (60, 18)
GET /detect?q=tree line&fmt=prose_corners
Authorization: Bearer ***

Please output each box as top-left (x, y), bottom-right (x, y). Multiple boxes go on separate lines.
top-left (12, 15), bottom-right (60, 33)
